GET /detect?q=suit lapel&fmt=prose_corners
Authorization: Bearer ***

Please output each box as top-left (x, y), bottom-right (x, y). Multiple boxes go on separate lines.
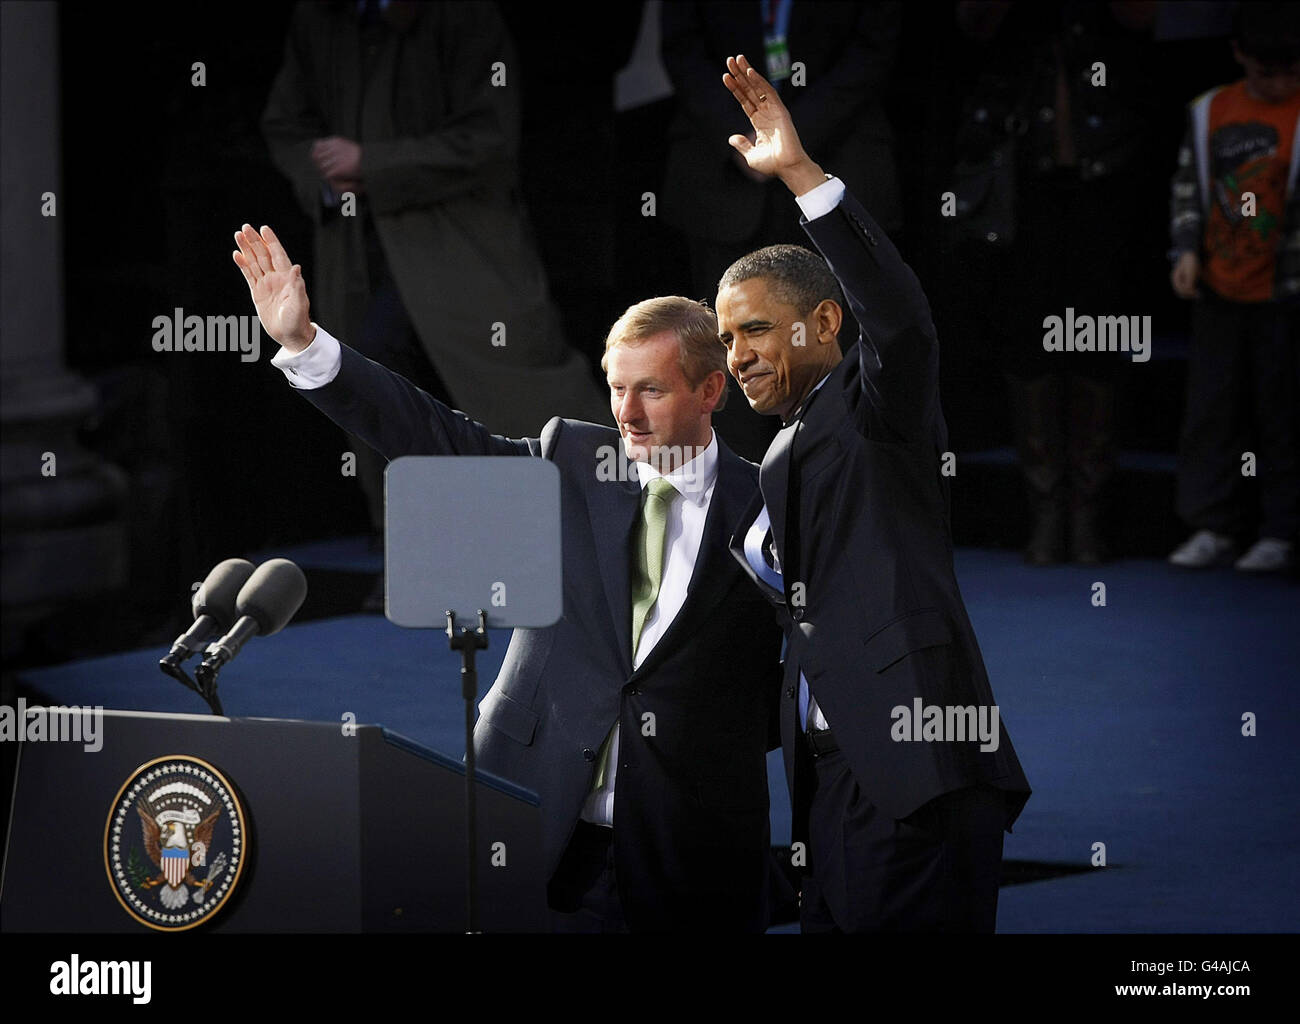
top-left (756, 364), bottom-right (849, 587)
top-left (631, 441), bottom-right (754, 680)
top-left (729, 488), bottom-right (783, 601)
top-left (759, 418), bottom-right (799, 577)
top-left (587, 472), bottom-right (641, 677)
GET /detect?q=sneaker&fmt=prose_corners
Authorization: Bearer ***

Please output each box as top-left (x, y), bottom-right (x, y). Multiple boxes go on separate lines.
top-left (1168, 530), bottom-right (1235, 568)
top-left (1234, 537), bottom-right (1294, 572)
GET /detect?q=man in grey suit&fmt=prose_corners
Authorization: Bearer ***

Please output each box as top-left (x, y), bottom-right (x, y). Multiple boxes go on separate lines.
top-left (233, 224), bottom-right (783, 932)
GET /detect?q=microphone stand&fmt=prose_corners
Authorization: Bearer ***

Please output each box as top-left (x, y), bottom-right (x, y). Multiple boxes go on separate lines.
top-left (446, 609), bottom-right (488, 935)
top-left (158, 657), bottom-right (224, 716)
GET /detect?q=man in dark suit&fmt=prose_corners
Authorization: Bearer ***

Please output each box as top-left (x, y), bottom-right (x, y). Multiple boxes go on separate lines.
top-left (231, 224), bottom-right (782, 933)
top-left (660, 1), bottom-right (903, 461)
top-left (715, 55), bottom-right (1031, 932)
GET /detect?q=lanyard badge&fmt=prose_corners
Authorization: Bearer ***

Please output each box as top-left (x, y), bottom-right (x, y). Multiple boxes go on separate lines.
top-left (765, 34), bottom-right (791, 82)
top-left (762, 0), bottom-right (793, 83)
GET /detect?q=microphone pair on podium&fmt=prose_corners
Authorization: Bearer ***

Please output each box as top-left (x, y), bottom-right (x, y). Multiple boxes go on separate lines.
top-left (159, 558), bottom-right (308, 713)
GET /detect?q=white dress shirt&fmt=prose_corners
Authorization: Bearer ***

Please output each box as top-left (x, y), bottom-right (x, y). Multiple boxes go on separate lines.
top-left (270, 325), bottom-right (344, 387)
top-left (581, 431), bottom-right (719, 825)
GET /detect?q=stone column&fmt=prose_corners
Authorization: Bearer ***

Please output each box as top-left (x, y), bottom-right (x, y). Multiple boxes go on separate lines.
top-left (1, 1), bottom-right (126, 660)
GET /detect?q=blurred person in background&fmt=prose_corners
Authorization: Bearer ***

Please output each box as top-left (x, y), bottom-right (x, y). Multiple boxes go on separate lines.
top-left (953, 1), bottom-right (1160, 564)
top-left (262, 0), bottom-right (609, 573)
top-left (1167, 2), bottom-right (1300, 573)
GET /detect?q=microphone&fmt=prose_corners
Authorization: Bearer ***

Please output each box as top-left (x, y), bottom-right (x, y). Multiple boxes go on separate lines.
top-left (196, 559), bottom-right (308, 685)
top-left (160, 559), bottom-right (256, 670)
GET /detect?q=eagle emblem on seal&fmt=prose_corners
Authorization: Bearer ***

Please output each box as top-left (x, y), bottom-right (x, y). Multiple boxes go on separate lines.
top-left (136, 801), bottom-right (222, 908)
top-left (106, 756), bottom-right (247, 929)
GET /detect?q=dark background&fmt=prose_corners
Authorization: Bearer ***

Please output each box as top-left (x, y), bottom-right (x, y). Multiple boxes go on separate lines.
top-left (7, 1), bottom-right (1243, 667)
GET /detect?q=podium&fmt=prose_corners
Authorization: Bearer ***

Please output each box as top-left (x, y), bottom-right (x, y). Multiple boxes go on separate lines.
top-left (1, 709), bottom-right (546, 932)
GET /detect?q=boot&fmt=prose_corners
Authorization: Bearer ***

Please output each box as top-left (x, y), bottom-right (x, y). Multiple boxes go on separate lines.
top-left (1007, 375), bottom-right (1067, 565)
top-left (1067, 376), bottom-right (1117, 564)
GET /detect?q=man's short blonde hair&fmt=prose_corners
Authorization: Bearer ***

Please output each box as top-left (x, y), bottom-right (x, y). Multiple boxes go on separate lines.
top-left (600, 296), bottom-right (729, 410)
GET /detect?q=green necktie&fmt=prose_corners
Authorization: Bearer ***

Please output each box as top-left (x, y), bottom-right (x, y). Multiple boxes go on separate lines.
top-left (592, 476), bottom-right (678, 790)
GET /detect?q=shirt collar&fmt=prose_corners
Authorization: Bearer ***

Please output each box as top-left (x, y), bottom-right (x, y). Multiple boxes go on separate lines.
top-left (634, 429), bottom-right (718, 506)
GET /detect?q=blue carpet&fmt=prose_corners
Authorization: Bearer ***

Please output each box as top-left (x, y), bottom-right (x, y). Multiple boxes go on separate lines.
top-left (16, 547), bottom-right (1299, 932)
top-left (957, 551), bottom-right (1299, 932)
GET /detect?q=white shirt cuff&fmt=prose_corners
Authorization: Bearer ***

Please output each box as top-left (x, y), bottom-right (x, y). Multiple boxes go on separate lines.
top-left (270, 324), bottom-right (342, 389)
top-left (795, 176), bottom-right (845, 222)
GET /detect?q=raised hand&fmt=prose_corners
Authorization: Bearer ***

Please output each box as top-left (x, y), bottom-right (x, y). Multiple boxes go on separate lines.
top-left (721, 54), bottom-right (825, 194)
top-left (231, 224), bottom-right (316, 352)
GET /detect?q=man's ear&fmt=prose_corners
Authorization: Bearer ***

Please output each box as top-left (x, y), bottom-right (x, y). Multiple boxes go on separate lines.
top-left (813, 298), bottom-right (842, 346)
top-left (700, 369), bottom-right (728, 413)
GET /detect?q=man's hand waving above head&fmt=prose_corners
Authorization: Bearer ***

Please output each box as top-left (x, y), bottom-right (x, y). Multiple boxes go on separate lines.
top-left (232, 224), bottom-right (317, 353)
top-left (721, 53), bottom-right (827, 196)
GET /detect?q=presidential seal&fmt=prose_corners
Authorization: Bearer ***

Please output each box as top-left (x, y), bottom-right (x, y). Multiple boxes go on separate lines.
top-left (104, 755), bottom-right (248, 931)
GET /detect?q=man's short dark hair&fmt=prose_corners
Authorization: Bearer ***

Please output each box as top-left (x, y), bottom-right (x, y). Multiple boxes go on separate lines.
top-left (718, 244), bottom-right (846, 327)
top-left (1234, 2), bottom-right (1300, 65)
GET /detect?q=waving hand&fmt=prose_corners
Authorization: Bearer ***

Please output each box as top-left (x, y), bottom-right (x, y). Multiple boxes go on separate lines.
top-left (722, 54), bottom-right (827, 197)
top-left (231, 224), bottom-right (317, 353)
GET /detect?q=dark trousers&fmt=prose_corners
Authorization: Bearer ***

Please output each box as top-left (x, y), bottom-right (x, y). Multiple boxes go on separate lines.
top-left (546, 821), bottom-right (628, 934)
top-left (1176, 292), bottom-right (1299, 541)
top-left (796, 738), bottom-right (1005, 933)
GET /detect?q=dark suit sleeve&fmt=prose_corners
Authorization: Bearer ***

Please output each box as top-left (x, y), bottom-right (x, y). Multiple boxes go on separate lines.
top-left (295, 341), bottom-right (540, 460)
top-left (800, 187), bottom-right (940, 443)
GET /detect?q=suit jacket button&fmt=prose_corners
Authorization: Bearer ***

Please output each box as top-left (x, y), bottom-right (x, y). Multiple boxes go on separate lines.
top-left (785, 687), bottom-right (795, 698)
top-left (627, 686), bottom-right (639, 695)
top-left (582, 748), bottom-right (596, 762)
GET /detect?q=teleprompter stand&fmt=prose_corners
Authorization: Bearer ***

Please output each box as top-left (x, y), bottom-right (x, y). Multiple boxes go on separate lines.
top-left (385, 456), bottom-right (562, 934)
top-left (446, 608), bottom-right (489, 934)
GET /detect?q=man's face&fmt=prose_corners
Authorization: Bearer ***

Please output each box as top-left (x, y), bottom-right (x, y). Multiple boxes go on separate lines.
top-left (1235, 45), bottom-right (1300, 102)
top-left (716, 277), bottom-right (826, 421)
top-left (605, 330), bottom-right (717, 470)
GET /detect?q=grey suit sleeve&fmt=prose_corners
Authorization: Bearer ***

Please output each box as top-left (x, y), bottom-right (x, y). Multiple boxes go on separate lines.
top-left (299, 341), bottom-right (541, 460)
